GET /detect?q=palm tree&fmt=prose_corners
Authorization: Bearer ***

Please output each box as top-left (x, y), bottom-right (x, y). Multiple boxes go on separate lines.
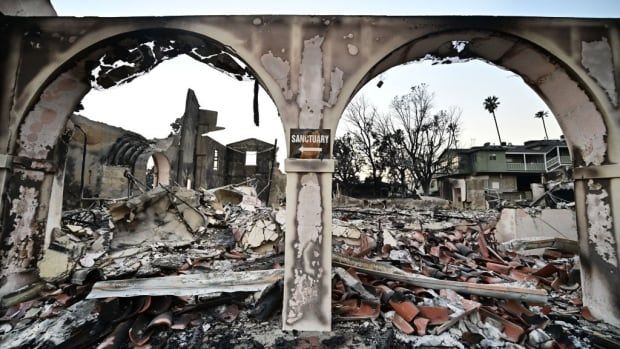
top-left (483, 96), bottom-right (502, 145)
top-left (534, 110), bottom-right (549, 140)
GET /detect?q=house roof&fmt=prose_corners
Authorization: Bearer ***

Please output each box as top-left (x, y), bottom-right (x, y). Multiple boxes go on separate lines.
top-left (452, 139), bottom-right (567, 155)
top-left (505, 139), bottom-right (566, 154)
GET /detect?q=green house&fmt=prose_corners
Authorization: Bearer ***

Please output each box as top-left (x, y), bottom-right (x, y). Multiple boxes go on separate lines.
top-left (435, 139), bottom-right (571, 208)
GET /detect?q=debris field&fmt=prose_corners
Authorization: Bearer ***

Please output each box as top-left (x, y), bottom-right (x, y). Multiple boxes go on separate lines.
top-left (0, 185), bottom-right (618, 348)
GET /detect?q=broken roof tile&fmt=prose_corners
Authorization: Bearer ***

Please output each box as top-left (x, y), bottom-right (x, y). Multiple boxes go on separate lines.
top-left (388, 298), bottom-right (419, 322)
top-left (391, 313), bottom-right (415, 335)
top-left (418, 306), bottom-right (451, 325)
top-left (413, 317), bottom-right (429, 336)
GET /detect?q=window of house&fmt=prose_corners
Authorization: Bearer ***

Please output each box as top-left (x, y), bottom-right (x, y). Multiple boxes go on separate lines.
top-left (245, 151), bottom-right (257, 166)
top-left (213, 149), bottom-right (219, 170)
top-left (489, 153), bottom-right (497, 160)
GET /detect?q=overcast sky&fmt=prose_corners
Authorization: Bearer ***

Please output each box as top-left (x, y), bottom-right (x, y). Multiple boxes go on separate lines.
top-left (52, 1), bottom-right (620, 165)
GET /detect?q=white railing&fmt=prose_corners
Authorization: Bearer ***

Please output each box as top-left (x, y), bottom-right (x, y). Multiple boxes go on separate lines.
top-left (546, 156), bottom-right (560, 169)
top-left (526, 162), bottom-right (544, 171)
top-left (506, 163), bottom-right (525, 171)
top-left (507, 162), bottom-right (544, 171)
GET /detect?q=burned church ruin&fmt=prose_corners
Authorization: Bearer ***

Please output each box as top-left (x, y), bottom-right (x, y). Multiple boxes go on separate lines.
top-left (62, 89), bottom-right (284, 208)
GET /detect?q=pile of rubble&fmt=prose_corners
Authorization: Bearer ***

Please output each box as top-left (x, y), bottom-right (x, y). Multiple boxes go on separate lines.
top-left (0, 187), bottom-right (618, 348)
top-left (0, 184), bottom-right (286, 348)
top-left (330, 207), bottom-right (619, 348)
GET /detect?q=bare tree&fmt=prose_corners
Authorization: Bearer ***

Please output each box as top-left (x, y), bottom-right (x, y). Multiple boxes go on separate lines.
top-left (333, 132), bottom-right (363, 188)
top-left (391, 84), bottom-right (461, 194)
top-left (344, 95), bottom-right (383, 194)
top-left (374, 115), bottom-right (412, 195)
top-left (415, 108), bottom-right (461, 194)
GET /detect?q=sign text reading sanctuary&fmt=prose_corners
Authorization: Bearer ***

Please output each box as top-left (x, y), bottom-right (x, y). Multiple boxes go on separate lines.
top-left (290, 134), bottom-right (329, 144)
top-left (289, 128), bottom-right (331, 159)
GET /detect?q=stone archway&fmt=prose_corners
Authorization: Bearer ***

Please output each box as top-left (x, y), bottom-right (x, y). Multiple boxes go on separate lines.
top-left (0, 26), bottom-right (282, 297)
top-left (1, 15), bottom-right (619, 331)
top-left (331, 29), bottom-right (618, 327)
top-left (150, 152), bottom-right (171, 187)
top-left (338, 30), bottom-right (611, 167)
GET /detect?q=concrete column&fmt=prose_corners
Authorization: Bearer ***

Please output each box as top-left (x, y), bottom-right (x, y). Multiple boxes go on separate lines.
top-left (43, 141), bottom-right (69, 249)
top-left (0, 168), bottom-right (49, 296)
top-left (0, 67), bottom-right (89, 296)
top-left (282, 159), bottom-right (334, 331)
top-left (574, 165), bottom-right (620, 327)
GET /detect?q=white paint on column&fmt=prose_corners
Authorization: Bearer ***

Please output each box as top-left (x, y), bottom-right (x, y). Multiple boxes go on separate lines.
top-left (260, 51), bottom-right (293, 100)
top-left (537, 70), bottom-right (607, 166)
top-left (582, 37), bottom-right (617, 106)
top-left (281, 34), bottom-right (338, 330)
top-left (328, 67), bottom-right (344, 106)
top-left (586, 180), bottom-right (618, 267)
top-left (347, 43), bottom-right (359, 56)
top-left (297, 35), bottom-right (325, 129)
top-left (286, 173), bottom-right (323, 324)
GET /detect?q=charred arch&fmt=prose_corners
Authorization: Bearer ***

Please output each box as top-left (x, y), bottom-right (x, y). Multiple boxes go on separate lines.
top-left (149, 152), bottom-right (171, 187)
top-left (86, 29), bottom-right (252, 90)
top-left (1, 15), bottom-right (619, 330)
top-left (340, 29), bottom-right (611, 168)
top-left (0, 26), bottom-right (270, 296)
top-left (12, 26), bottom-right (262, 157)
top-left (334, 27), bottom-right (618, 326)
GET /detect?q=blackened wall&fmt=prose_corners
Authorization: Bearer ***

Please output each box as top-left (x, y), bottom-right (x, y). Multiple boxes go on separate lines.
top-left (225, 138), bottom-right (276, 202)
top-left (63, 114), bottom-right (146, 208)
top-left (200, 136), bottom-right (228, 189)
top-left (176, 89), bottom-right (200, 188)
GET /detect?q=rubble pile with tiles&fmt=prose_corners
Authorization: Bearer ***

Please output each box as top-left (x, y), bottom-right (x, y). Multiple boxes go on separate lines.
top-left (0, 186), bottom-right (618, 348)
top-left (330, 207), bottom-right (620, 348)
